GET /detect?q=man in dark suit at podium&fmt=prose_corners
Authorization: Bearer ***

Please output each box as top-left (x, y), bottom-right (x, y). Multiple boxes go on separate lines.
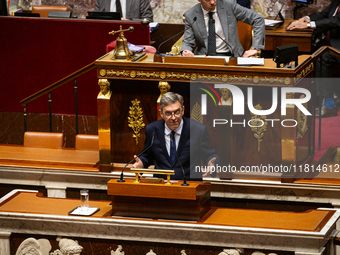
top-left (133, 92), bottom-right (219, 181)
top-left (287, 0), bottom-right (340, 117)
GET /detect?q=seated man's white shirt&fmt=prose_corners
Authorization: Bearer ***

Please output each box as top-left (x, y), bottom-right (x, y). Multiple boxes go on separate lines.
top-left (201, 6), bottom-right (230, 53)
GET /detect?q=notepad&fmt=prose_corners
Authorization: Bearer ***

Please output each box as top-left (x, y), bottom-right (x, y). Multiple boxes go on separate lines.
top-left (68, 207), bottom-right (100, 216)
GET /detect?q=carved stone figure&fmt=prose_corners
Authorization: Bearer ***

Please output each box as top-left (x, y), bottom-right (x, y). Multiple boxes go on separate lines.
top-left (98, 79), bottom-right (112, 98)
top-left (16, 238), bottom-right (51, 255)
top-left (218, 248), bottom-right (244, 255)
top-left (50, 237), bottom-right (83, 255)
top-left (251, 252), bottom-right (266, 255)
top-left (146, 249), bottom-right (157, 255)
top-left (111, 245), bottom-right (125, 255)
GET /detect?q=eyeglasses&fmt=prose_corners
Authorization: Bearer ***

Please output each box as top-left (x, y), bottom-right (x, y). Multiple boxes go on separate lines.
top-left (163, 111), bottom-right (182, 118)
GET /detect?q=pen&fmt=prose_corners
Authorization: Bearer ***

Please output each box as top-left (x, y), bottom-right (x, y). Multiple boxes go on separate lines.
top-left (131, 52), bottom-right (147, 62)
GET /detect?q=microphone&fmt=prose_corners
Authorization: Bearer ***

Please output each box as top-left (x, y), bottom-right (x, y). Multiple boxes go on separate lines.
top-left (153, 29), bottom-right (185, 62)
top-left (170, 132), bottom-right (189, 186)
top-left (214, 32), bottom-right (234, 57)
top-left (117, 131), bottom-right (156, 182)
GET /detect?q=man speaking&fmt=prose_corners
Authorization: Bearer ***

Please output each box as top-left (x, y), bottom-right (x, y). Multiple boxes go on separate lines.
top-left (133, 92), bottom-right (219, 181)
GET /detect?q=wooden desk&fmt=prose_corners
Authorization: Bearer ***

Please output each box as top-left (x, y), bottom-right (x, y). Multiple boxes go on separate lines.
top-left (0, 145), bottom-right (99, 170)
top-left (0, 190), bottom-right (338, 255)
top-left (150, 21), bottom-right (318, 57)
top-left (265, 19), bottom-right (318, 54)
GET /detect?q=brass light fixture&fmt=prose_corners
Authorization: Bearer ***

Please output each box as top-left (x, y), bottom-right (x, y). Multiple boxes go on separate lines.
top-left (109, 26), bottom-right (135, 60)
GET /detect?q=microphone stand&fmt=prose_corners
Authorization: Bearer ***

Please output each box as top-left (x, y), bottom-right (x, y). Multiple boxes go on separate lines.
top-left (117, 132), bottom-right (156, 182)
top-left (170, 132), bottom-right (189, 186)
top-left (153, 29), bottom-right (185, 62)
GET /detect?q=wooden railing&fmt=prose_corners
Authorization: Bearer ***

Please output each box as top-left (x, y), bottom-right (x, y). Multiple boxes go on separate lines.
top-left (310, 46), bottom-right (340, 150)
top-left (20, 61), bottom-right (96, 133)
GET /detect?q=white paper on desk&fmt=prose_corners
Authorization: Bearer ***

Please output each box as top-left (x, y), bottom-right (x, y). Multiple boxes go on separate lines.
top-left (264, 19), bottom-right (283, 26)
top-left (237, 57), bottom-right (264, 66)
top-left (69, 207), bottom-right (100, 216)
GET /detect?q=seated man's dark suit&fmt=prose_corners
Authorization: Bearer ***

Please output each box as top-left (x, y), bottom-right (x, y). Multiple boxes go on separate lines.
top-left (138, 117), bottom-right (219, 181)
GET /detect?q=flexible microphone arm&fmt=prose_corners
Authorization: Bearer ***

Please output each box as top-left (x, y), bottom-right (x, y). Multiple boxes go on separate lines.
top-left (156, 29), bottom-right (185, 55)
top-left (214, 32), bottom-right (234, 57)
top-left (170, 132), bottom-right (189, 186)
top-left (117, 131), bottom-right (156, 182)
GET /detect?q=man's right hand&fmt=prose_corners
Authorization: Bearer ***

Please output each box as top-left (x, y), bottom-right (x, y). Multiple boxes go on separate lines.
top-left (182, 50), bottom-right (194, 57)
top-left (133, 155), bottom-right (143, 168)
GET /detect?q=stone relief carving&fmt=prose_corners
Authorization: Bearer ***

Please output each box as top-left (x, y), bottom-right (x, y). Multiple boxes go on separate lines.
top-left (146, 249), bottom-right (157, 255)
top-left (16, 238), bottom-right (51, 255)
top-left (14, 239), bottom-right (281, 255)
top-left (111, 245), bottom-right (125, 255)
top-left (218, 248), bottom-right (244, 255)
top-left (50, 237), bottom-right (83, 255)
top-left (251, 252), bottom-right (277, 255)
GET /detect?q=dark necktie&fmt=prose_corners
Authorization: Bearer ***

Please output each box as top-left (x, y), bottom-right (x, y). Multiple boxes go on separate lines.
top-left (326, 2), bottom-right (340, 45)
top-left (207, 12), bottom-right (216, 56)
top-left (116, 0), bottom-right (122, 16)
top-left (170, 131), bottom-right (176, 164)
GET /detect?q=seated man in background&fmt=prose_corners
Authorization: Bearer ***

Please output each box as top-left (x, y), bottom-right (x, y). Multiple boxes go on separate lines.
top-left (181, 0), bottom-right (265, 57)
top-left (94, 0), bottom-right (153, 22)
top-left (287, 0), bottom-right (340, 117)
top-left (133, 92), bottom-right (219, 181)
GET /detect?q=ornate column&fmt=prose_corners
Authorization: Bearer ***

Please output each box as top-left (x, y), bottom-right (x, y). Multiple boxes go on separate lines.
top-left (97, 79), bottom-right (112, 172)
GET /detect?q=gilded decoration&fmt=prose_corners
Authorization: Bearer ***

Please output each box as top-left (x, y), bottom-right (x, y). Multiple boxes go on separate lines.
top-left (158, 82), bottom-right (171, 102)
top-left (191, 102), bottom-right (204, 124)
top-left (99, 69), bottom-right (106, 76)
top-left (296, 94), bottom-right (308, 141)
top-left (101, 69), bottom-right (294, 85)
top-left (97, 79), bottom-right (112, 99)
top-left (128, 99), bottom-right (146, 145)
top-left (294, 63), bottom-right (314, 83)
top-left (250, 104), bottom-right (268, 152)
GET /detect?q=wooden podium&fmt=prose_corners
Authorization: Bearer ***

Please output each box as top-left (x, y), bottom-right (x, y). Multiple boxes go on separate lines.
top-left (107, 179), bottom-right (211, 221)
top-left (96, 53), bottom-right (315, 182)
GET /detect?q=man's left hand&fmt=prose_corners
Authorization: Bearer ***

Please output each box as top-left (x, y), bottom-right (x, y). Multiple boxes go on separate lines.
top-left (242, 49), bottom-right (258, 58)
top-left (202, 157), bottom-right (216, 177)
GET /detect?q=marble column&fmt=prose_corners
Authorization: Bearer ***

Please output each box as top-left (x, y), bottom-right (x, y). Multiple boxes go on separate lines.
top-left (46, 185), bottom-right (67, 198)
top-left (0, 232), bottom-right (11, 255)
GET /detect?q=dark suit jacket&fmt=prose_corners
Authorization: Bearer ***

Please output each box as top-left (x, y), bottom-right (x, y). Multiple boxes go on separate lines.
top-left (94, 0), bottom-right (153, 22)
top-left (139, 117), bottom-right (219, 181)
top-left (309, 0), bottom-right (340, 49)
top-left (180, 0), bottom-right (265, 57)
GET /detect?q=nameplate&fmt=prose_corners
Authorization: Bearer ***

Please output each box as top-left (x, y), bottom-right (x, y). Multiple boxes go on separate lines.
top-left (163, 56), bottom-right (226, 66)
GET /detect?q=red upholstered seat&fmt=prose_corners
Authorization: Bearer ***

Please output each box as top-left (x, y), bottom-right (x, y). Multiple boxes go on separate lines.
top-left (106, 40), bottom-right (157, 54)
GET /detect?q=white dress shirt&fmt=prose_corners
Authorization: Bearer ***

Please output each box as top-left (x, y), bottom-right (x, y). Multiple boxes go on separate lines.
top-left (201, 6), bottom-right (230, 53)
top-left (164, 119), bottom-right (183, 156)
top-left (110, 0), bottom-right (126, 18)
